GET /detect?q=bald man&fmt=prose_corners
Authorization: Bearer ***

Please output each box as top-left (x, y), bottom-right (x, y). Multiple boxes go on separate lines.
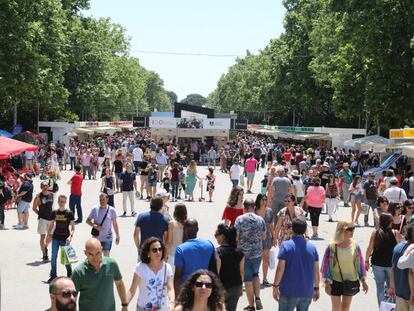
top-left (47, 276), bottom-right (77, 311)
top-left (71, 238), bottom-right (128, 311)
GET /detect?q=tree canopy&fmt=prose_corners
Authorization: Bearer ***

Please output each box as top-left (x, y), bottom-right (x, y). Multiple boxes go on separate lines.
top-left (0, 0), bottom-right (171, 130)
top-left (208, 0), bottom-right (414, 133)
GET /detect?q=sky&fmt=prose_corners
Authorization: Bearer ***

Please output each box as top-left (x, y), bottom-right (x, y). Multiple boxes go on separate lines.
top-left (87, 1), bottom-right (286, 101)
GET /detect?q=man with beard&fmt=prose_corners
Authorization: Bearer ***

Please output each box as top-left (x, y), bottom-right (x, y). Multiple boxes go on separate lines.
top-left (47, 277), bottom-right (77, 311)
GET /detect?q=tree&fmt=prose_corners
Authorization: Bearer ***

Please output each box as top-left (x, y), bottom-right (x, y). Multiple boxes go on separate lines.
top-left (181, 93), bottom-right (207, 107)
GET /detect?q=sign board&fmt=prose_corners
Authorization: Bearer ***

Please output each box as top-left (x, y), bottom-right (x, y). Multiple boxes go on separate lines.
top-left (133, 117), bottom-right (148, 127)
top-left (149, 117), bottom-right (178, 129)
top-left (231, 119), bottom-right (248, 130)
top-left (390, 128), bottom-right (414, 139)
top-left (202, 119), bottom-right (230, 130)
top-left (149, 117), bottom-right (231, 130)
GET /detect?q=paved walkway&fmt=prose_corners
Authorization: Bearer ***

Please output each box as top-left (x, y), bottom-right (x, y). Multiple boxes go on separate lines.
top-left (1, 166), bottom-right (379, 310)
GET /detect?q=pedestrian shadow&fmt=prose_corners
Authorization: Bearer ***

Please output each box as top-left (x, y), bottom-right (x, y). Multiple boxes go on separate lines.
top-left (26, 260), bottom-right (48, 267)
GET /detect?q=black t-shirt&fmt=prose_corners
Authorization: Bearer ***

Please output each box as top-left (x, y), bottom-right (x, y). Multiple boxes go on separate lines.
top-left (51, 209), bottom-right (74, 241)
top-left (139, 161), bottom-right (149, 176)
top-left (120, 172), bottom-right (136, 191)
top-left (364, 180), bottom-right (378, 200)
top-left (217, 245), bottom-right (244, 289)
top-left (319, 171), bottom-right (331, 189)
top-left (19, 181), bottom-right (33, 202)
top-left (37, 192), bottom-right (54, 220)
top-left (113, 160), bottom-right (123, 174)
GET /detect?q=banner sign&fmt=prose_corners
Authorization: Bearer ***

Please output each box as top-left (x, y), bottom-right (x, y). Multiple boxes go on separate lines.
top-left (149, 117), bottom-right (231, 130)
top-left (133, 117), bottom-right (147, 127)
top-left (231, 119), bottom-right (248, 130)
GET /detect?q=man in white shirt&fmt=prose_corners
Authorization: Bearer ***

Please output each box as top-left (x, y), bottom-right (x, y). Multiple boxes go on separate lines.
top-left (132, 145), bottom-right (143, 173)
top-left (25, 150), bottom-right (35, 172)
top-left (207, 147), bottom-right (217, 169)
top-left (229, 158), bottom-right (241, 188)
top-left (384, 177), bottom-right (407, 204)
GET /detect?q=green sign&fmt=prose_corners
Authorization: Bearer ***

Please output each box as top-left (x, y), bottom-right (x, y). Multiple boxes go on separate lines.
top-left (276, 126), bottom-right (315, 133)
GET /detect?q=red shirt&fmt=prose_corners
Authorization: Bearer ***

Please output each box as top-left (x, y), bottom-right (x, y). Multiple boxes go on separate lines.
top-left (222, 206), bottom-right (244, 225)
top-left (70, 172), bottom-right (83, 195)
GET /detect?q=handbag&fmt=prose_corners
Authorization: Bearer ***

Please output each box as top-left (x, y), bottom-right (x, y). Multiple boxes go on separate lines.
top-left (91, 207), bottom-right (109, 236)
top-left (335, 245), bottom-right (360, 296)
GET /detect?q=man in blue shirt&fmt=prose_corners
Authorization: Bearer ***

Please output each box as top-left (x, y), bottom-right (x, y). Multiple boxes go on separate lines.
top-left (273, 216), bottom-right (320, 311)
top-left (133, 197), bottom-right (169, 256)
top-left (174, 218), bottom-right (216, 295)
top-left (390, 223), bottom-right (414, 310)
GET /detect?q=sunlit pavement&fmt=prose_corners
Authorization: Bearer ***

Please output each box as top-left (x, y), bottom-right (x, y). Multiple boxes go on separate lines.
top-left (1, 166), bottom-right (377, 310)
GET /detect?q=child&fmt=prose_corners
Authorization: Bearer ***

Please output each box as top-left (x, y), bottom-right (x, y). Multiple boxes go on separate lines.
top-left (147, 167), bottom-right (157, 199)
top-left (206, 167), bottom-right (216, 202)
top-left (162, 171), bottom-right (171, 193)
top-left (261, 173), bottom-right (268, 194)
top-left (178, 166), bottom-right (186, 200)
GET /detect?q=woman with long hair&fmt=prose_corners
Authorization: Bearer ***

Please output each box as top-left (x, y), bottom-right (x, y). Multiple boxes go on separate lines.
top-left (174, 269), bottom-right (225, 311)
top-left (185, 160), bottom-right (201, 202)
top-left (266, 166), bottom-right (277, 208)
top-left (305, 177), bottom-right (326, 239)
top-left (321, 221), bottom-right (368, 311)
top-left (254, 193), bottom-right (275, 287)
top-left (326, 174), bottom-right (339, 222)
top-left (365, 213), bottom-right (400, 306)
top-left (402, 199), bottom-right (414, 235)
top-left (222, 186), bottom-right (244, 226)
top-left (215, 224), bottom-right (244, 311)
top-left (274, 193), bottom-right (306, 243)
top-left (349, 176), bottom-right (364, 225)
top-left (126, 237), bottom-right (175, 311)
top-left (388, 203), bottom-right (405, 232)
top-left (167, 203), bottom-right (188, 271)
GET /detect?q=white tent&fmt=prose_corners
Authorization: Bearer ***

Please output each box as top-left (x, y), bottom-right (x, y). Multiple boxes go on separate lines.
top-left (344, 135), bottom-right (394, 152)
top-left (401, 144), bottom-right (414, 158)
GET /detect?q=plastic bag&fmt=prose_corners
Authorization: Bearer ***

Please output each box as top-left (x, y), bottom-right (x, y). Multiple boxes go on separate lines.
top-left (60, 245), bottom-right (79, 265)
top-left (379, 300), bottom-right (396, 311)
top-left (240, 174), bottom-right (245, 187)
top-left (269, 246), bottom-right (278, 270)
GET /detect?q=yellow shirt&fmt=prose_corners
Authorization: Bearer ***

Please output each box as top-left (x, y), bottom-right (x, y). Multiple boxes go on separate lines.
top-left (332, 246), bottom-right (358, 282)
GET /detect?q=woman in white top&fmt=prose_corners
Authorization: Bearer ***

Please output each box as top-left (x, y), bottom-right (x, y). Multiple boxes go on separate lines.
top-left (291, 170), bottom-right (304, 205)
top-left (126, 237), bottom-right (175, 311)
top-left (167, 203), bottom-right (187, 272)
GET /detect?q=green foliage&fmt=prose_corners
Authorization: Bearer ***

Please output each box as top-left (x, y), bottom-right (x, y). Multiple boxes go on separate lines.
top-left (208, 0), bottom-right (414, 132)
top-left (0, 0), bottom-right (171, 130)
top-left (181, 94), bottom-right (207, 107)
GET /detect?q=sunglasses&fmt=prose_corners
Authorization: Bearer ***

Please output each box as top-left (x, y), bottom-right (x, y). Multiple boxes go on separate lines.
top-left (195, 281), bottom-right (213, 289)
top-left (57, 290), bottom-right (78, 298)
top-left (345, 227), bottom-right (355, 232)
top-left (285, 199), bottom-right (293, 203)
top-left (261, 198), bottom-right (268, 202)
top-left (151, 247), bottom-right (163, 253)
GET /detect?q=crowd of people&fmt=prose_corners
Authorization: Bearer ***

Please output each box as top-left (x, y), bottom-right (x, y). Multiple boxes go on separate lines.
top-left (2, 129), bottom-right (414, 311)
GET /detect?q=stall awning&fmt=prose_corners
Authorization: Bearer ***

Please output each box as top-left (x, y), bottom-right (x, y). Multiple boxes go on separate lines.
top-left (0, 137), bottom-right (39, 159)
top-left (344, 135), bottom-right (394, 152)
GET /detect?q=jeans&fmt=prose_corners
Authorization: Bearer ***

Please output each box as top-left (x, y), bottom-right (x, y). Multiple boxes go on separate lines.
top-left (231, 179), bottom-right (239, 188)
top-left (171, 181), bottom-right (179, 199)
top-left (70, 157), bottom-right (76, 170)
top-left (372, 265), bottom-right (391, 306)
top-left (122, 191), bottom-right (135, 213)
top-left (82, 165), bottom-right (92, 179)
top-left (364, 199), bottom-right (377, 225)
top-left (50, 239), bottom-right (72, 278)
top-left (0, 204), bottom-right (4, 225)
top-left (279, 296), bottom-right (312, 311)
top-left (69, 194), bottom-right (82, 222)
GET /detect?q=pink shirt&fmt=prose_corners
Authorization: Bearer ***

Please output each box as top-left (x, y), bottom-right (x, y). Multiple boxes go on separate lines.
top-left (245, 158), bottom-right (258, 173)
top-left (306, 186), bottom-right (326, 208)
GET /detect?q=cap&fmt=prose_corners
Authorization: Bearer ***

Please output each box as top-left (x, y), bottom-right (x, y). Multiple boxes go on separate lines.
top-left (389, 177), bottom-right (398, 184)
top-left (291, 170), bottom-right (300, 177)
top-left (25, 173), bottom-right (33, 179)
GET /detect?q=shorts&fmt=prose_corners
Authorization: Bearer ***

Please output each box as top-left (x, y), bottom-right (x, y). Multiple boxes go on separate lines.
top-left (17, 201), bottom-right (30, 213)
top-left (351, 193), bottom-right (364, 203)
top-left (100, 240), bottom-right (113, 252)
top-left (246, 172), bottom-right (255, 181)
top-left (148, 180), bottom-right (157, 187)
top-left (244, 256), bottom-right (262, 282)
top-left (330, 280), bottom-right (359, 296)
top-left (37, 218), bottom-right (51, 234)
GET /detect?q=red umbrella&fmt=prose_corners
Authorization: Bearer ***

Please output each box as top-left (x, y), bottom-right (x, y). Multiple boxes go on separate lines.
top-left (24, 131), bottom-right (45, 141)
top-left (0, 137), bottom-right (39, 159)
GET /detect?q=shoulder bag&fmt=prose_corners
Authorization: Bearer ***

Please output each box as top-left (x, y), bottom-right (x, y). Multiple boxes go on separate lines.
top-left (91, 207), bottom-right (109, 236)
top-left (335, 244), bottom-right (360, 296)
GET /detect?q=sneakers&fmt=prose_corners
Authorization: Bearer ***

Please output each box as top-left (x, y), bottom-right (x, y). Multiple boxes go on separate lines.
top-left (47, 276), bottom-right (56, 284)
top-left (262, 280), bottom-right (272, 287)
top-left (255, 298), bottom-right (263, 310)
top-left (328, 218), bottom-right (333, 222)
top-left (13, 224), bottom-right (24, 229)
top-left (131, 211), bottom-right (137, 217)
top-left (243, 306), bottom-right (255, 311)
top-left (246, 190), bottom-right (252, 194)
top-left (43, 254), bottom-right (49, 262)
top-left (122, 212), bottom-right (127, 217)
